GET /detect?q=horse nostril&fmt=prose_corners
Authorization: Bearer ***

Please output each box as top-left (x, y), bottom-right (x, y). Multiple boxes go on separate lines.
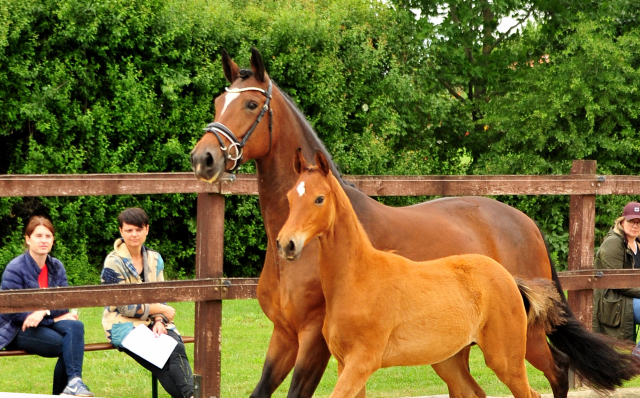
top-left (287, 240), bottom-right (295, 253)
top-left (205, 152), bottom-right (214, 168)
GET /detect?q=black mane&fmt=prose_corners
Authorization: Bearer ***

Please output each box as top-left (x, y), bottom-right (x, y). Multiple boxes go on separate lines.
top-left (274, 81), bottom-right (354, 188)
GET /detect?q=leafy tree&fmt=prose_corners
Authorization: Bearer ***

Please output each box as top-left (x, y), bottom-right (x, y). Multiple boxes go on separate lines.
top-left (0, 0), bottom-right (452, 281)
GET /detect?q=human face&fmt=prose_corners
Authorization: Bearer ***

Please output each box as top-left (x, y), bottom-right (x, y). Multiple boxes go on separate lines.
top-left (25, 225), bottom-right (54, 257)
top-left (119, 222), bottom-right (149, 250)
top-left (623, 218), bottom-right (640, 239)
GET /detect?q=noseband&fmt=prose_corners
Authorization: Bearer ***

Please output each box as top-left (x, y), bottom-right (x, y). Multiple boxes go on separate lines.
top-left (202, 80), bottom-right (273, 172)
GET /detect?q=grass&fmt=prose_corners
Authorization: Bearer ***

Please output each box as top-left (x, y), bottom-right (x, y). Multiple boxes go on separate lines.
top-left (2, 299), bottom-right (640, 397)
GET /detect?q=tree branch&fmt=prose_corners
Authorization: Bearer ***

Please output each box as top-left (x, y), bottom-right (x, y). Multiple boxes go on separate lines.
top-left (437, 77), bottom-right (465, 102)
top-left (490, 7), bottom-right (534, 54)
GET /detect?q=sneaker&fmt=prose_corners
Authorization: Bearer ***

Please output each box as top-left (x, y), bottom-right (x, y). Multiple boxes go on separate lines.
top-left (60, 379), bottom-right (95, 397)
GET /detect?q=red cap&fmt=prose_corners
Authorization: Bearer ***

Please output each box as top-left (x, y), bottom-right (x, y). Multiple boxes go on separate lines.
top-left (622, 201), bottom-right (640, 220)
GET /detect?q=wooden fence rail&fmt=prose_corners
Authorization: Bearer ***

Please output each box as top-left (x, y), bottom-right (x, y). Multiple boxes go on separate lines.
top-left (1, 160), bottom-right (640, 398)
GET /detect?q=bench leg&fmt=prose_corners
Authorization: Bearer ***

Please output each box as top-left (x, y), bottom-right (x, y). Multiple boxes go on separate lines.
top-left (152, 374), bottom-right (158, 398)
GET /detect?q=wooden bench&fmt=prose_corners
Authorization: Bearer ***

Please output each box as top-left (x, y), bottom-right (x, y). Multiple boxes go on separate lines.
top-left (1, 336), bottom-right (195, 398)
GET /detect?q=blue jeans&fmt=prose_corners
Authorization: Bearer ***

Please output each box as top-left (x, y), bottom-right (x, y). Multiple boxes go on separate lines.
top-left (6, 320), bottom-right (85, 395)
top-left (634, 298), bottom-right (640, 324)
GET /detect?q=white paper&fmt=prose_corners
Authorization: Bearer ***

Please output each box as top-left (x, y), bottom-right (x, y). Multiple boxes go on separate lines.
top-left (121, 323), bottom-right (178, 368)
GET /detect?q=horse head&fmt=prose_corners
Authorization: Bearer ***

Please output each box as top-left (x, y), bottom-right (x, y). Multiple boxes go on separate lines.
top-left (191, 47), bottom-right (275, 182)
top-left (277, 149), bottom-right (335, 261)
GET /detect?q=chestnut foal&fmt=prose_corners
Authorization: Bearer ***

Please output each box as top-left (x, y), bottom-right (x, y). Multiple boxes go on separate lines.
top-left (277, 149), bottom-right (566, 398)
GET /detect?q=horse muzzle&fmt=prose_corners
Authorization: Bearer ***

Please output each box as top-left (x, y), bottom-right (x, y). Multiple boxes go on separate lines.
top-left (276, 237), bottom-right (304, 261)
top-left (191, 145), bottom-right (227, 183)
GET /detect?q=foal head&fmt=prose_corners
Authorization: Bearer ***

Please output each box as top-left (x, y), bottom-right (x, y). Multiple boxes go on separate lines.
top-left (191, 47), bottom-right (274, 182)
top-left (277, 149), bottom-right (337, 261)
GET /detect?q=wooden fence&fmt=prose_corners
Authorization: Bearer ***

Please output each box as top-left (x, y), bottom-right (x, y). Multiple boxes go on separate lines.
top-left (1, 159), bottom-right (640, 398)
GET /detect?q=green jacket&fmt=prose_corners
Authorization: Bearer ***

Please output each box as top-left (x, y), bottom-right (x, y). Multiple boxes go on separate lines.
top-left (592, 228), bottom-right (640, 342)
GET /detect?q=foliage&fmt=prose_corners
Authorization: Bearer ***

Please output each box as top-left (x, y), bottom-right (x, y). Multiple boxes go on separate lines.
top-left (0, 0), bottom-right (452, 281)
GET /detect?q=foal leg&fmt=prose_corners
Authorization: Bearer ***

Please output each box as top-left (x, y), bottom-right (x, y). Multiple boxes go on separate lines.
top-left (525, 326), bottom-right (570, 398)
top-left (250, 326), bottom-right (299, 398)
top-left (330, 357), bottom-right (378, 398)
top-left (478, 321), bottom-right (538, 398)
top-left (432, 347), bottom-right (486, 398)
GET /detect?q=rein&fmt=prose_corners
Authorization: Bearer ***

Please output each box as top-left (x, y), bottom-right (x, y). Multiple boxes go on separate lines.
top-left (202, 80), bottom-right (273, 172)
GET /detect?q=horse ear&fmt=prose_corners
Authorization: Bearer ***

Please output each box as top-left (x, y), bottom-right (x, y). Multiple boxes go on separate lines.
top-left (315, 151), bottom-right (330, 177)
top-left (221, 49), bottom-right (240, 83)
top-left (293, 148), bottom-right (305, 175)
top-left (250, 47), bottom-right (266, 83)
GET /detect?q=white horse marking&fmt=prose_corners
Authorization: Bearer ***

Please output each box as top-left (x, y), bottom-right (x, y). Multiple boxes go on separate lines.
top-left (297, 182), bottom-right (306, 197)
top-left (220, 92), bottom-right (240, 116)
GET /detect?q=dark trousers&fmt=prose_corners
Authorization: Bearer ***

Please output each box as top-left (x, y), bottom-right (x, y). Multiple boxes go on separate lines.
top-left (7, 320), bottom-right (85, 395)
top-left (122, 329), bottom-right (194, 398)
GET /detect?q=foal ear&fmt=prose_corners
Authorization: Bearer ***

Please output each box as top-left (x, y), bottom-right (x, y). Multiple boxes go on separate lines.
top-left (221, 49), bottom-right (240, 83)
top-left (250, 47), bottom-right (266, 83)
top-left (315, 151), bottom-right (330, 177)
top-left (293, 148), bottom-right (306, 175)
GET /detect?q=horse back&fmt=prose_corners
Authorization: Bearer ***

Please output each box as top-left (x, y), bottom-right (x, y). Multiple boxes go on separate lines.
top-left (343, 187), bottom-right (552, 280)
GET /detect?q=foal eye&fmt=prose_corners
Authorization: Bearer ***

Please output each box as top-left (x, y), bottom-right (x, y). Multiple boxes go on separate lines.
top-left (315, 196), bottom-right (325, 205)
top-left (246, 101), bottom-right (259, 110)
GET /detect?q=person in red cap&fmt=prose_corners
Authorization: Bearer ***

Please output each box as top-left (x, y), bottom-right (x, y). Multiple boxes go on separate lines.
top-left (593, 201), bottom-right (640, 345)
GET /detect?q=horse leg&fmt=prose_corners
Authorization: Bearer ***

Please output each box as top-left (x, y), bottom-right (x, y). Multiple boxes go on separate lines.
top-left (525, 326), bottom-right (570, 398)
top-left (330, 357), bottom-right (377, 398)
top-left (432, 347), bottom-right (487, 398)
top-left (478, 324), bottom-right (538, 398)
top-left (250, 326), bottom-right (299, 398)
top-left (286, 327), bottom-right (332, 398)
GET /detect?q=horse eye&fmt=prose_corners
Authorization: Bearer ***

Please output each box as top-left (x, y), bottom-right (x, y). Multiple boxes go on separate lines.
top-left (247, 101), bottom-right (259, 110)
top-left (315, 196), bottom-right (325, 205)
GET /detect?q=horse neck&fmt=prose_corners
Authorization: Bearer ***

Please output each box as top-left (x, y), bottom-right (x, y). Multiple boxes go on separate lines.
top-left (317, 175), bottom-right (377, 295)
top-left (254, 90), bottom-right (334, 236)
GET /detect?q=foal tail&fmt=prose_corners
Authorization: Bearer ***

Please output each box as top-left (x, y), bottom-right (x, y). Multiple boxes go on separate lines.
top-left (515, 277), bottom-right (567, 334)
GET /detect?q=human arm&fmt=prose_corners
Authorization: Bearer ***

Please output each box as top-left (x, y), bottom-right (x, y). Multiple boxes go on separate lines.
top-left (101, 254), bottom-right (171, 321)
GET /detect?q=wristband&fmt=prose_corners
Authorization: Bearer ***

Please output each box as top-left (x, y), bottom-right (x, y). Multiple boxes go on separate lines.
top-left (45, 310), bottom-right (51, 316)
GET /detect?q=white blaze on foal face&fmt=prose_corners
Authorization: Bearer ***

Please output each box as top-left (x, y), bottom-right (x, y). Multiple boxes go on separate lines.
top-left (296, 181), bottom-right (306, 197)
top-left (220, 92), bottom-right (240, 116)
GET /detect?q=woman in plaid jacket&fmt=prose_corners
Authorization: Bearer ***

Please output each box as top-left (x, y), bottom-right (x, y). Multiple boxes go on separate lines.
top-left (101, 207), bottom-right (194, 398)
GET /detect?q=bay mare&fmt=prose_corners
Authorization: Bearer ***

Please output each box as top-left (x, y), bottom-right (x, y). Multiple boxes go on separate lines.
top-left (277, 149), bottom-right (569, 398)
top-left (190, 48), bottom-right (640, 398)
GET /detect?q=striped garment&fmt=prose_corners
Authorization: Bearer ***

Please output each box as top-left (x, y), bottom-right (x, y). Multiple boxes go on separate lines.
top-left (100, 238), bottom-right (178, 347)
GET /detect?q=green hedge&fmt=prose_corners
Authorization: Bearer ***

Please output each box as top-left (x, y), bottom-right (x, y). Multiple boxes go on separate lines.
top-left (0, 0), bottom-right (457, 283)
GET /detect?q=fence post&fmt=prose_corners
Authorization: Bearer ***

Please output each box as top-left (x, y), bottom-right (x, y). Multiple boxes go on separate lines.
top-left (567, 160), bottom-right (597, 328)
top-left (194, 193), bottom-right (225, 398)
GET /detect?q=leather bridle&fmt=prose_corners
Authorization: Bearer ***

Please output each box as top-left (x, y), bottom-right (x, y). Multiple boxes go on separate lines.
top-left (202, 80), bottom-right (273, 172)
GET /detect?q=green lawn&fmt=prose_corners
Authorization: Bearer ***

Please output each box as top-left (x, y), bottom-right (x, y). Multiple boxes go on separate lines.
top-left (1, 299), bottom-right (639, 397)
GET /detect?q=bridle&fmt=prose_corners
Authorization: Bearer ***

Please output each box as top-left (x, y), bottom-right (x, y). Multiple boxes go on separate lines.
top-left (202, 80), bottom-right (273, 172)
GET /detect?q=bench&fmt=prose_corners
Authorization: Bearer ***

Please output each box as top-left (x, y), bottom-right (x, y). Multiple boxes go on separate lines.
top-left (1, 336), bottom-right (195, 398)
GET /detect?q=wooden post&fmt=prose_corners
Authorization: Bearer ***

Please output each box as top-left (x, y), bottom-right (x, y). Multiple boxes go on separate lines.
top-left (567, 160), bottom-right (597, 327)
top-left (567, 160), bottom-right (596, 389)
top-left (194, 193), bottom-right (225, 398)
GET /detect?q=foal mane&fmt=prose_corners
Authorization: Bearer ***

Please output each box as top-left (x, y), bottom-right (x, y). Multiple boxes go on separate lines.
top-left (237, 68), bottom-right (354, 188)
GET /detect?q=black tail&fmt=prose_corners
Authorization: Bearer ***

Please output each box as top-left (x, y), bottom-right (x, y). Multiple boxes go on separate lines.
top-left (543, 239), bottom-right (640, 391)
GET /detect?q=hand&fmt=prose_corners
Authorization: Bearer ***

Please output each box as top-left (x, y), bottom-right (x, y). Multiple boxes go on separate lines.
top-left (152, 319), bottom-right (167, 337)
top-left (22, 310), bottom-right (47, 331)
top-left (162, 305), bottom-right (176, 322)
top-left (54, 312), bottom-right (79, 322)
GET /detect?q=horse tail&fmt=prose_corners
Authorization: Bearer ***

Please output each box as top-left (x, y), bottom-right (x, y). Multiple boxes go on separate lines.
top-left (515, 277), bottom-right (567, 333)
top-left (545, 261), bottom-right (640, 391)
top-left (535, 228), bottom-right (640, 391)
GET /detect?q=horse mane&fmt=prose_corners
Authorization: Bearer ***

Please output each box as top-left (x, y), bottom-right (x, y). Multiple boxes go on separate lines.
top-left (235, 68), bottom-right (353, 187)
